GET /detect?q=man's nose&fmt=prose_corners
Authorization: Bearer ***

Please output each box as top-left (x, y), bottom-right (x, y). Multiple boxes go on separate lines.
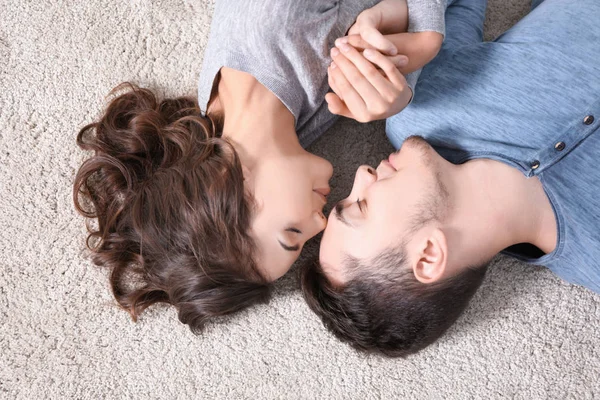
top-left (353, 165), bottom-right (377, 193)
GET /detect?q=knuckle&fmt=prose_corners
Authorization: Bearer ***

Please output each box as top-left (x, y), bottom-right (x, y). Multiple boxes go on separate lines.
top-left (369, 103), bottom-right (386, 117)
top-left (365, 66), bottom-right (380, 80)
top-left (346, 70), bottom-right (363, 86)
top-left (356, 114), bottom-right (369, 123)
top-left (382, 60), bottom-right (395, 73)
top-left (336, 74), bottom-right (351, 89)
top-left (352, 109), bottom-right (368, 123)
top-left (383, 90), bottom-right (398, 104)
top-left (348, 36), bottom-right (363, 48)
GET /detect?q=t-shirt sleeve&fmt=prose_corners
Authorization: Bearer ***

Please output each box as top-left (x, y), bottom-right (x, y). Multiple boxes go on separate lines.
top-left (404, 0), bottom-right (448, 99)
top-left (406, 0), bottom-right (447, 36)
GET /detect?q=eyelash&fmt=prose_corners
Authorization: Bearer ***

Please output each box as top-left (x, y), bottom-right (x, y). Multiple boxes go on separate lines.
top-left (356, 198), bottom-right (365, 212)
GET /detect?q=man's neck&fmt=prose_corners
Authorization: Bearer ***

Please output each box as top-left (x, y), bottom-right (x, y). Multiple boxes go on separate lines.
top-left (208, 67), bottom-right (298, 169)
top-left (445, 158), bottom-right (557, 269)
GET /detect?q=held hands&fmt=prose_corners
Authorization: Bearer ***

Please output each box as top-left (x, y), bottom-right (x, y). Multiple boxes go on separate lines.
top-left (346, 0), bottom-right (409, 58)
top-left (326, 41), bottom-right (413, 123)
top-left (326, 0), bottom-right (444, 122)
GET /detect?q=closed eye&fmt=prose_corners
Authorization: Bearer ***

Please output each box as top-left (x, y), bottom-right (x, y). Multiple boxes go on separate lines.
top-left (278, 240), bottom-right (300, 252)
top-left (356, 198), bottom-right (366, 213)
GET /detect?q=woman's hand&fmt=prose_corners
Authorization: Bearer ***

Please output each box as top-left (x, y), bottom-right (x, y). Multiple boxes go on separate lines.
top-left (346, 0), bottom-right (409, 57)
top-left (343, 0), bottom-right (443, 75)
top-left (326, 43), bottom-right (413, 123)
top-left (337, 31), bottom-right (444, 76)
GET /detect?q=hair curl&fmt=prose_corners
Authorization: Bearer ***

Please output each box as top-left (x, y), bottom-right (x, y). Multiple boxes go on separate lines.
top-left (73, 83), bottom-right (270, 332)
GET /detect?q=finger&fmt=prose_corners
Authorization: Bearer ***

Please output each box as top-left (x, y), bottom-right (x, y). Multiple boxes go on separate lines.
top-left (341, 36), bottom-right (409, 69)
top-left (327, 65), bottom-right (343, 101)
top-left (359, 26), bottom-right (398, 56)
top-left (363, 48), bottom-right (406, 89)
top-left (386, 54), bottom-right (410, 69)
top-left (382, 32), bottom-right (443, 74)
top-left (331, 47), bottom-right (380, 110)
top-left (348, 23), bottom-right (360, 36)
top-left (337, 35), bottom-right (370, 52)
top-left (327, 58), bottom-right (368, 120)
top-left (325, 92), bottom-right (354, 119)
top-left (333, 44), bottom-right (400, 104)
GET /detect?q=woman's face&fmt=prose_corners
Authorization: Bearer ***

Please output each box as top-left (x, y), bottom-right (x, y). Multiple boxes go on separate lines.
top-left (250, 149), bottom-right (333, 280)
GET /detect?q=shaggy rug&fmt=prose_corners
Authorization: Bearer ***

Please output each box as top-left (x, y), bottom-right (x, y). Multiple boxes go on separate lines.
top-left (1, 0), bottom-right (598, 398)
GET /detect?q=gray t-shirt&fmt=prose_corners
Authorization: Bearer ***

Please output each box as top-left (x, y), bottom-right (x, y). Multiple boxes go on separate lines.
top-left (198, 0), bottom-right (446, 147)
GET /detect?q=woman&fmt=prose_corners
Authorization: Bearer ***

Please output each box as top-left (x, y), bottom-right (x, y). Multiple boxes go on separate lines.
top-left (73, 0), bottom-right (445, 332)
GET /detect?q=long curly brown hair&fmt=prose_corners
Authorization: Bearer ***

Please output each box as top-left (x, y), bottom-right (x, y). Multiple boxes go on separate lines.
top-left (73, 83), bottom-right (270, 332)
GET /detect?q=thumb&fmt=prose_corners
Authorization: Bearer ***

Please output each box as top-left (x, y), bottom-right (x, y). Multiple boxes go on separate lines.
top-left (360, 26), bottom-right (398, 56)
top-left (325, 93), bottom-right (354, 119)
top-left (348, 23), bottom-right (360, 36)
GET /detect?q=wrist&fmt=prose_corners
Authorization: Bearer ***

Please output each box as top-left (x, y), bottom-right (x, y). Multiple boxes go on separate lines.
top-left (377, 0), bottom-right (409, 33)
top-left (387, 31), bottom-right (443, 74)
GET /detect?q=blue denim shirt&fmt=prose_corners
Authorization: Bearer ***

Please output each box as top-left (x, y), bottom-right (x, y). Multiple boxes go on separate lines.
top-left (386, 0), bottom-right (600, 293)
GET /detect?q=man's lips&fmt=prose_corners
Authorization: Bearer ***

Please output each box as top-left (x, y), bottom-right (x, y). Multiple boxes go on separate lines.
top-left (387, 152), bottom-right (399, 171)
top-left (382, 160), bottom-right (395, 172)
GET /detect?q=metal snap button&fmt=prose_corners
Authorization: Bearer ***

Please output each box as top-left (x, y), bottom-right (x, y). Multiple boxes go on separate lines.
top-left (584, 115), bottom-right (595, 125)
top-left (554, 142), bottom-right (566, 151)
top-left (531, 160), bottom-right (540, 170)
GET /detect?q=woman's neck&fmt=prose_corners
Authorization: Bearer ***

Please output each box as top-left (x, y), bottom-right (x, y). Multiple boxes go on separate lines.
top-left (208, 67), bottom-right (298, 169)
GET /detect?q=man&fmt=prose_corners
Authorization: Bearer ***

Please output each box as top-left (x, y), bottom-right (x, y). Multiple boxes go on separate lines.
top-left (302, 0), bottom-right (600, 357)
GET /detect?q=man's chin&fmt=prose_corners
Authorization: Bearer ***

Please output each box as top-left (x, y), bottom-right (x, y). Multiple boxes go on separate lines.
top-left (404, 135), bottom-right (430, 149)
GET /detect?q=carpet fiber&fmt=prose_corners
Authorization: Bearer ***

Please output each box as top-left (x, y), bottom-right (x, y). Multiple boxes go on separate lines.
top-left (1, 0), bottom-right (599, 398)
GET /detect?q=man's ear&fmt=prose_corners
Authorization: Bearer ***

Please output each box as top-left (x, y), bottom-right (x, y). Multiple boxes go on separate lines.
top-left (412, 228), bottom-right (447, 284)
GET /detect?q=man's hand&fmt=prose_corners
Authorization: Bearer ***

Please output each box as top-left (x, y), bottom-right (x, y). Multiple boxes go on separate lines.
top-left (326, 43), bottom-right (413, 123)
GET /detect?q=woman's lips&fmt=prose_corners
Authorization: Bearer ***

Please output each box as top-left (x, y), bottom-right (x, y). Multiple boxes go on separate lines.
top-left (313, 187), bottom-right (330, 203)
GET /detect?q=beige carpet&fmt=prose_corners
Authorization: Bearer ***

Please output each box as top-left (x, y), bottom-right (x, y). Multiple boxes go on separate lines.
top-left (2, 0), bottom-right (599, 398)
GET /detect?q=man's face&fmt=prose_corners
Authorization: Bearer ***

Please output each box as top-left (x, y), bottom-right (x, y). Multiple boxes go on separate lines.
top-left (319, 136), bottom-right (447, 284)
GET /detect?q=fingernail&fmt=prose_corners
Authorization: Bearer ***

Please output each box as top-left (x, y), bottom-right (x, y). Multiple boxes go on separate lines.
top-left (339, 43), bottom-right (351, 53)
top-left (335, 37), bottom-right (348, 46)
top-left (330, 62), bottom-right (337, 70)
top-left (363, 49), bottom-right (374, 59)
top-left (331, 47), bottom-right (340, 57)
top-left (397, 56), bottom-right (409, 67)
top-left (389, 47), bottom-right (398, 56)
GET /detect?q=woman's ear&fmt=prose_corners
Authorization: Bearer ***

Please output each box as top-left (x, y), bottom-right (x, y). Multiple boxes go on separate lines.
top-left (241, 164), bottom-right (254, 187)
top-left (412, 228), bottom-right (447, 284)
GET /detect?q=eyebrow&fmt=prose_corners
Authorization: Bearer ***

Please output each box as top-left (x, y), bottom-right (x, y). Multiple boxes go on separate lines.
top-left (278, 240), bottom-right (300, 252)
top-left (334, 201), bottom-right (351, 227)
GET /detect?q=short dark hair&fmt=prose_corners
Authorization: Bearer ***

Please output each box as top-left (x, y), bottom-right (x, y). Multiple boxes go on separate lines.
top-left (300, 248), bottom-right (488, 357)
